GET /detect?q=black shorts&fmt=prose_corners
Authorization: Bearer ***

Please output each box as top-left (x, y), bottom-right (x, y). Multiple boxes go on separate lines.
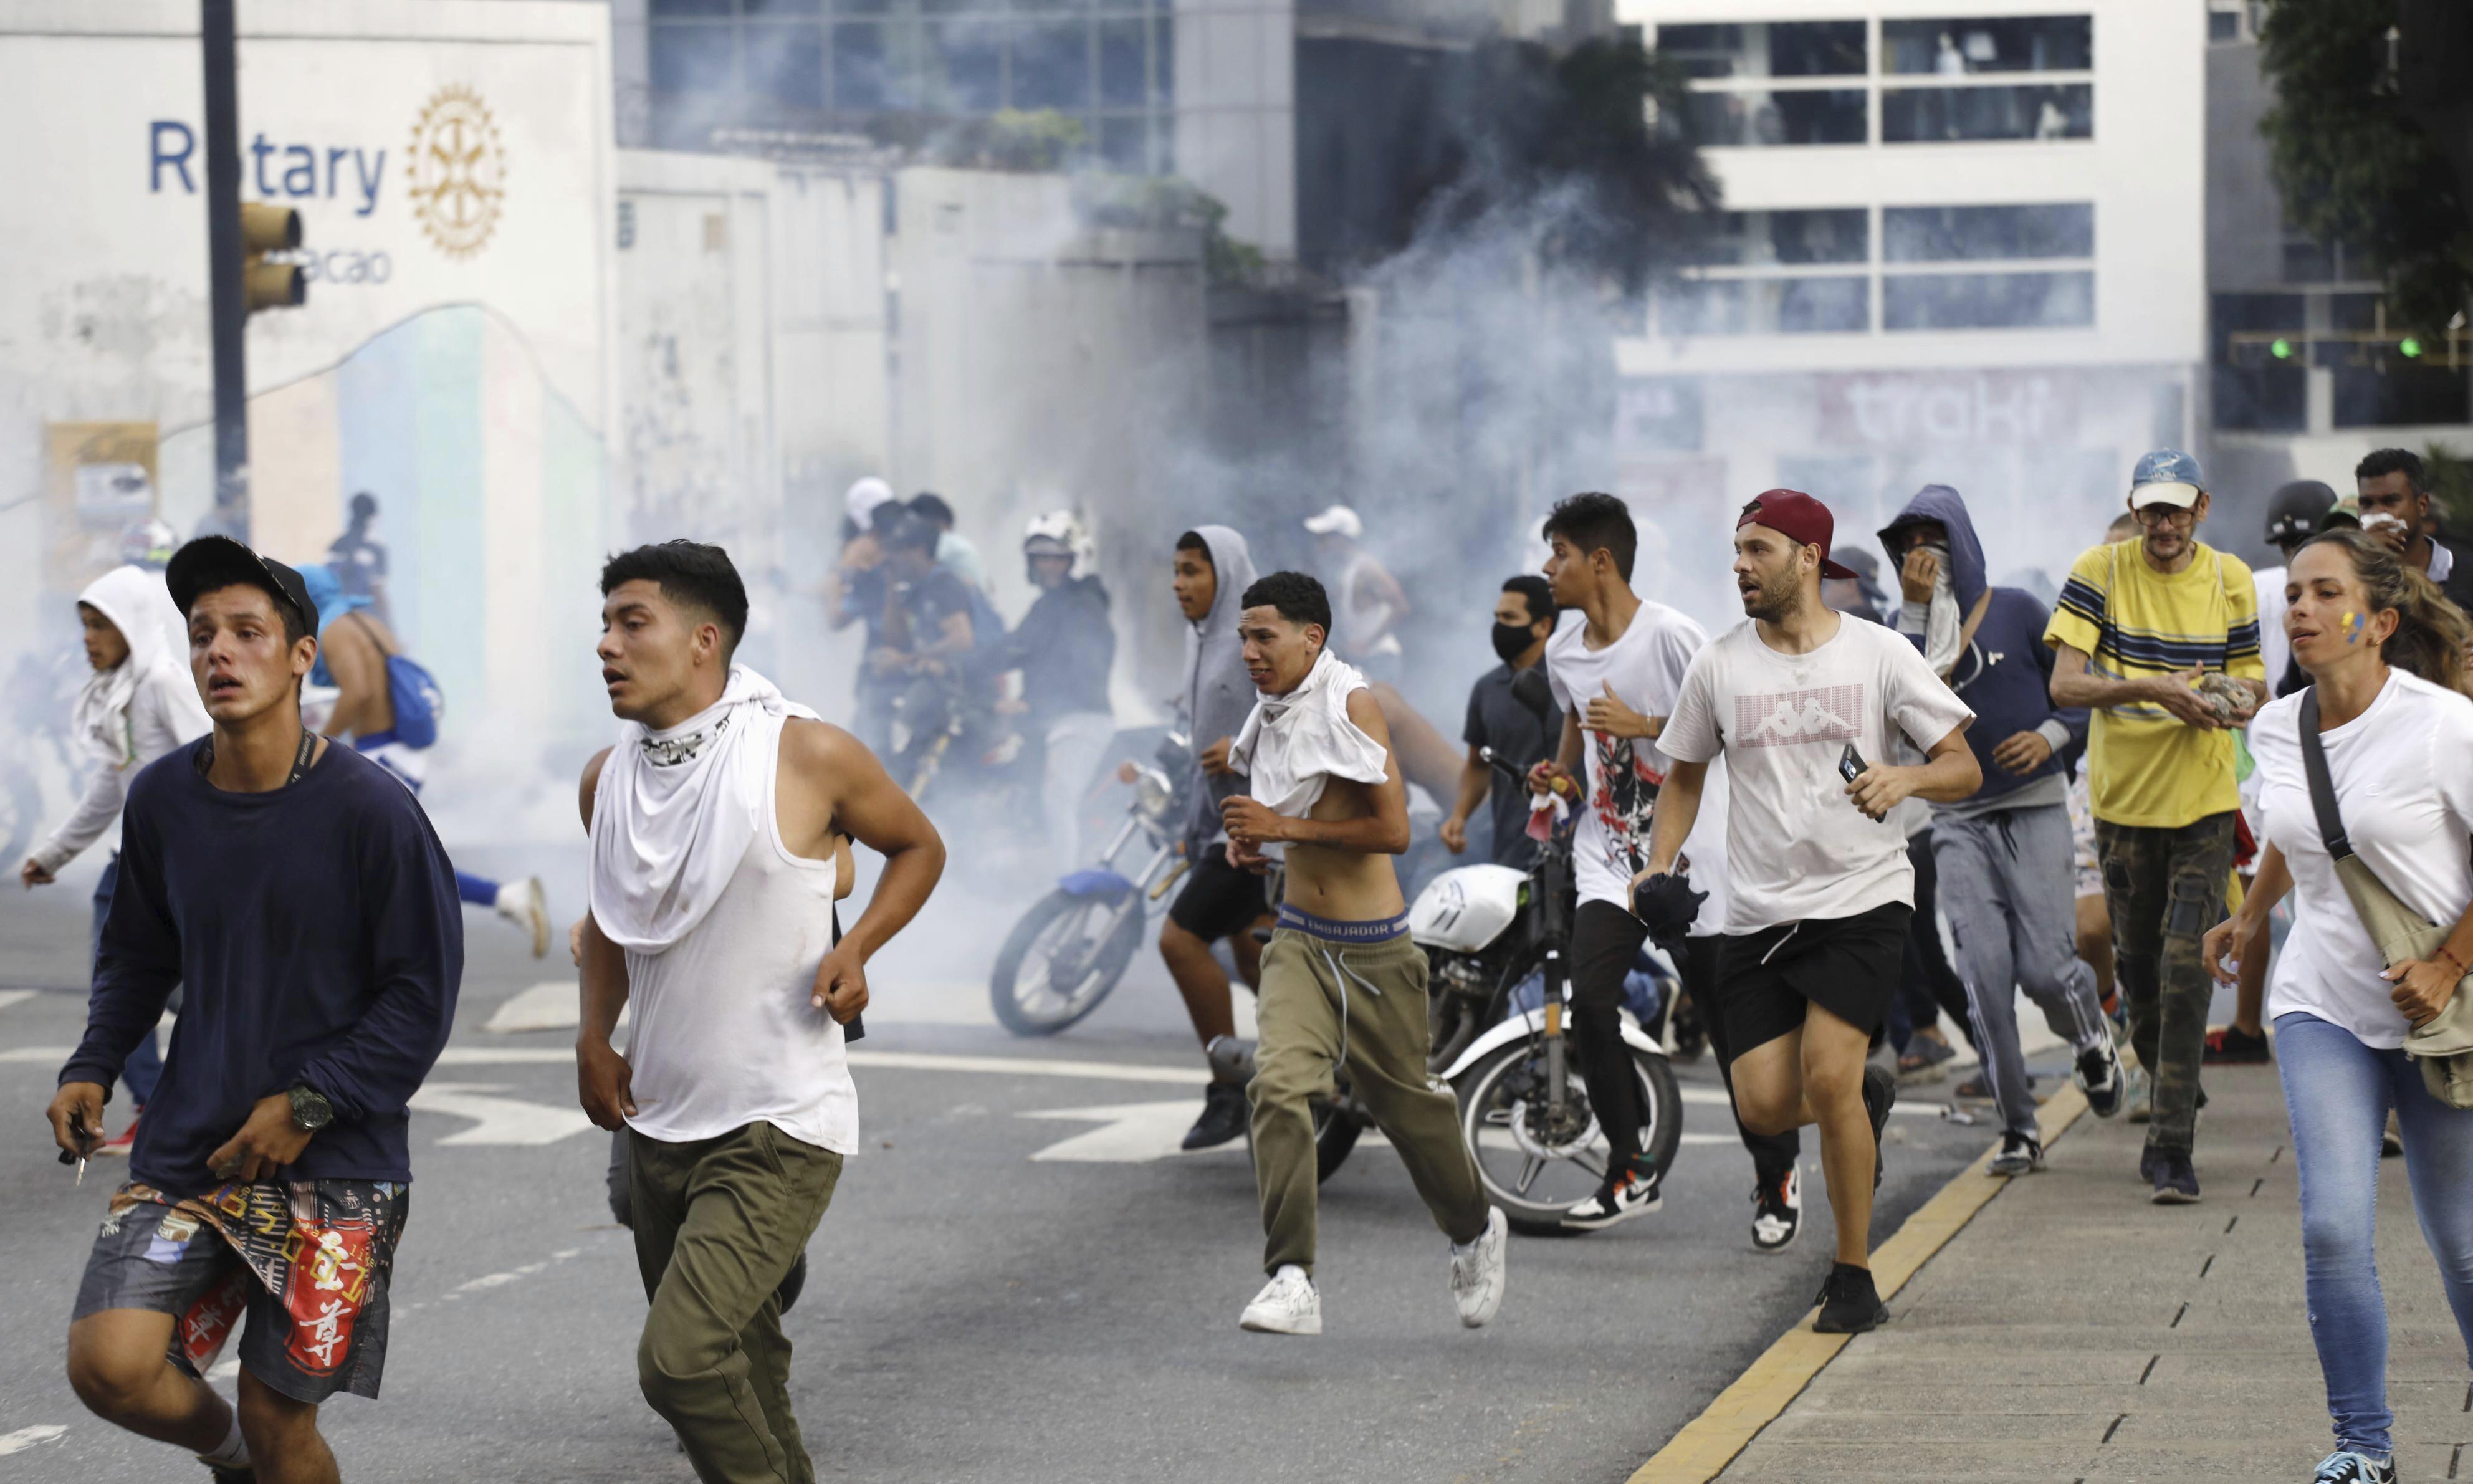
top-left (1167, 850), bottom-right (1270, 942)
top-left (1715, 902), bottom-right (1913, 1057)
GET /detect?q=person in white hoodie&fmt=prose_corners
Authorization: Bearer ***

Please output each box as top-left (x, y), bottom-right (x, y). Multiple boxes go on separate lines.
top-left (20, 565), bottom-right (211, 1142)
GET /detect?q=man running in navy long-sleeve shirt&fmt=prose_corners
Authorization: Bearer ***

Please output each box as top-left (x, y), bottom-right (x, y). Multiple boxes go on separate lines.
top-left (47, 535), bottom-right (462, 1484)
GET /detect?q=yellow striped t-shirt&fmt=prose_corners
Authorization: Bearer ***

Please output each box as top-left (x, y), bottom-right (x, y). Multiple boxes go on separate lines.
top-left (2043, 539), bottom-right (2264, 830)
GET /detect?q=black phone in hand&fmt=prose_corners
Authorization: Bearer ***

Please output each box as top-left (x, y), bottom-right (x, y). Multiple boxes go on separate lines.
top-left (1838, 743), bottom-right (1866, 785)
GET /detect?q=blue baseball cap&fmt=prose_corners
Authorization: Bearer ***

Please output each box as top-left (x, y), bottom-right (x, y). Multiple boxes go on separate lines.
top-left (2130, 449), bottom-right (2205, 510)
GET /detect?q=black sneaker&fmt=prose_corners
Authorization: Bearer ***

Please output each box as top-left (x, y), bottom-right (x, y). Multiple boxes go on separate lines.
top-left (2150, 1151), bottom-right (2201, 1204)
top-left (2311, 1448), bottom-right (2398, 1483)
top-left (2203, 1024), bottom-right (2272, 1065)
top-left (775, 1250), bottom-right (808, 1314)
top-left (1750, 1166), bottom-right (1801, 1254)
top-left (1811, 1261), bottom-right (1889, 1334)
top-left (1563, 1157), bottom-right (1663, 1230)
top-left (1861, 1063), bottom-right (1897, 1190)
top-left (1182, 1081), bottom-right (1249, 1151)
top-left (1989, 1131), bottom-right (2045, 1177)
top-left (2075, 1036), bottom-right (2125, 1118)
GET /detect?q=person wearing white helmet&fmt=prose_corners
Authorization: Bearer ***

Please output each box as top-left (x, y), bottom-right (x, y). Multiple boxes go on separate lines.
top-left (830, 477), bottom-right (904, 754)
top-left (985, 512), bottom-right (1117, 869)
top-left (1304, 504), bottom-right (1410, 683)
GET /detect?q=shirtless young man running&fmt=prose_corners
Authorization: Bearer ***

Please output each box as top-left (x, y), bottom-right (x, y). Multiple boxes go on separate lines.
top-left (1220, 570), bottom-right (1506, 1337)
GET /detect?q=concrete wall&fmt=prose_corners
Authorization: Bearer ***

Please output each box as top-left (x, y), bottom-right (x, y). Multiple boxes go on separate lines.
top-left (0, 0), bottom-right (618, 756)
top-left (2204, 36), bottom-right (2282, 295)
top-left (885, 168), bottom-right (1207, 711)
top-left (1174, 0), bottom-right (1299, 261)
top-left (616, 148), bottom-right (891, 714)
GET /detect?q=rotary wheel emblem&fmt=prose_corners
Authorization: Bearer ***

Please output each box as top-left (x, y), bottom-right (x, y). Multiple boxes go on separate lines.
top-left (406, 85), bottom-right (506, 260)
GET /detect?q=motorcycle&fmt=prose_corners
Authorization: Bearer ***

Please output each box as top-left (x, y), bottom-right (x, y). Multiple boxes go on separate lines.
top-left (1311, 667), bottom-right (1684, 1235)
top-left (987, 732), bottom-right (1197, 1036)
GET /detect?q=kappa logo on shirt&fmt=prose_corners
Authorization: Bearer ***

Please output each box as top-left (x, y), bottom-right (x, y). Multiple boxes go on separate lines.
top-left (1734, 684), bottom-right (1864, 748)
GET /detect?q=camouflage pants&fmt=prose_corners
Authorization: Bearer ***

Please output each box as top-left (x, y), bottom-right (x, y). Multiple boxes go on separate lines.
top-left (2096, 812), bottom-right (2236, 1156)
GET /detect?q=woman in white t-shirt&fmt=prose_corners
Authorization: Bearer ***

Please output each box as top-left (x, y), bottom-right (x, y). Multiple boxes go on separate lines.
top-left (2203, 529), bottom-right (2473, 1484)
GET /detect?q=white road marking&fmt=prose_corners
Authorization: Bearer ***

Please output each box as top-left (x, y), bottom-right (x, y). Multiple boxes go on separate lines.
top-left (1018, 1100), bottom-right (1223, 1162)
top-left (482, 982), bottom-right (623, 1035)
top-left (407, 1083), bottom-right (595, 1145)
top-left (0, 989), bottom-right (38, 1013)
top-left (0, 1425), bottom-right (67, 1456)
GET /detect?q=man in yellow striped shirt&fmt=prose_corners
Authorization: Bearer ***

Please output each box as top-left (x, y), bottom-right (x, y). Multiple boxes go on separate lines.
top-left (2044, 450), bottom-right (2267, 1205)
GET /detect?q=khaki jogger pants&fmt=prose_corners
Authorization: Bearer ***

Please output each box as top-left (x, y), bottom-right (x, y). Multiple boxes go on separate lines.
top-left (1249, 926), bottom-right (1490, 1275)
top-left (629, 1121), bottom-right (844, 1484)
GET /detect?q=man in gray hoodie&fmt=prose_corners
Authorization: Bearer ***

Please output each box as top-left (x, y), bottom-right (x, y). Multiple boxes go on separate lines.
top-left (1879, 485), bottom-right (2123, 1177)
top-left (1164, 527), bottom-right (1268, 1150)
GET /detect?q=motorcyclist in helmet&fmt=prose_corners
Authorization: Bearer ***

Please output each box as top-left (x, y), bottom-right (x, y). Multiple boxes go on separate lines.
top-left (985, 512), bottom-right (1117, 868)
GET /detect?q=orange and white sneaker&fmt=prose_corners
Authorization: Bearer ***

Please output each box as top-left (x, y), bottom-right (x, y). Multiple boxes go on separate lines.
top-left (1562, 1157), bottom-right (1662, 1230)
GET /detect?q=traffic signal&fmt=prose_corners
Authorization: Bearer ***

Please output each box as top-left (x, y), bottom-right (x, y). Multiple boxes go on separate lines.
top-left (241, 202), bottom-right (305, 312)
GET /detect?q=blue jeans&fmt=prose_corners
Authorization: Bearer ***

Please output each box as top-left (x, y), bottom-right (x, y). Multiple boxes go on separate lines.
top-left (2275, 1012), bottom-right (2473, 1456)
top-left (92, 857), bottom-right (161, 1107)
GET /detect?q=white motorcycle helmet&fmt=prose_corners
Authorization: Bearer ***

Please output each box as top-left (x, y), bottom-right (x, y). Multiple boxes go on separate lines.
top-left (1022, 510), bottom-right (1093, 581)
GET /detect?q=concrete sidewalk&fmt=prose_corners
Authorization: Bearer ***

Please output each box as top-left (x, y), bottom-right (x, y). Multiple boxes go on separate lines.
top-left (1712, 1065), bottom-right (2472, 1482)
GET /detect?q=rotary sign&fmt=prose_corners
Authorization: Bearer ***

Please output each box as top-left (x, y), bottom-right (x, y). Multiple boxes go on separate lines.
top-left (405, 84), bottom-right (506, 260)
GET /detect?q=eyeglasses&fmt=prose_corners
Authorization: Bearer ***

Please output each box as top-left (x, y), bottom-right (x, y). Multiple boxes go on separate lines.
top-left (2133, 504), bottom-right (2198, 528)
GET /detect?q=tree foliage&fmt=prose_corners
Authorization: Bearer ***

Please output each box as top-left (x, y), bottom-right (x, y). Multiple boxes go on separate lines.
top-left (1391, 37), bottom-right (1717, 297)
top-left (2258, 0), bottom-right (2473, 333)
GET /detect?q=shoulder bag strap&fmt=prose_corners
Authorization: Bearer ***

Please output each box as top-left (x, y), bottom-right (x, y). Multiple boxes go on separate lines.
top-left (2296, 687), bottom-right (2355, 861)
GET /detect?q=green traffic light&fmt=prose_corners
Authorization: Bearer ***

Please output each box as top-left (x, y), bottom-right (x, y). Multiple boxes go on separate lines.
top-left (2399, 337), bottom-right (2423, 358)
top-left (2270, 337), bottom-right (2294, 360)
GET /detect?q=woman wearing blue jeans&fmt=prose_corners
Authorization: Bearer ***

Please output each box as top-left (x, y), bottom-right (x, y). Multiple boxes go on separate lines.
top-left (2206, 529), bottom-right (2473, 1484)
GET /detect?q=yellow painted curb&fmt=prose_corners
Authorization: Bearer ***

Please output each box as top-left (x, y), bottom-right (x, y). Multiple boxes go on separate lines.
top-left (1626, 1082), bottom-right (2093, 1484)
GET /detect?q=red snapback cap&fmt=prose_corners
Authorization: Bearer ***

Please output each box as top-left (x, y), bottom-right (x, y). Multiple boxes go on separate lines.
top-left (1737, 489), bottom-right (1857, 579)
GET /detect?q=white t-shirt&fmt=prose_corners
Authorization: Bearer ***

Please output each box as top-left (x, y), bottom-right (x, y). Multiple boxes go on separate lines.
top-left (1660, 614), bottom-right (1975, 934)
top-left (1546, 602), bottom-right (1731, 934)
top-left (2250, 671), bottom-right (2473, 1050)
top-left (2252, 564), bottom-right (2290, 694)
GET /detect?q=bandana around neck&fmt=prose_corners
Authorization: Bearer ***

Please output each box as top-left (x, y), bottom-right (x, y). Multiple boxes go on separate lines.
top-left (589, 666), bottom-right (819, 952)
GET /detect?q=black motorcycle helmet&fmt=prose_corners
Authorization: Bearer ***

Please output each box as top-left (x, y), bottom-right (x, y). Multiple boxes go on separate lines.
top-left (2265, 479), bottom-right (2337, 552)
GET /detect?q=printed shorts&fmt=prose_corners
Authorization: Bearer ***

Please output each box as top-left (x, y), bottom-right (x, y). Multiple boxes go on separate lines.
top-left (72, 1179), bottom-right (408, 1404)
top-left (2067, 773), bottom-right (2101, 899)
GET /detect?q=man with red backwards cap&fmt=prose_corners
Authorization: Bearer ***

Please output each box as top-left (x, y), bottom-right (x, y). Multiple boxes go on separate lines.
top-left (1631, 491), bottom-right (1979, 1334)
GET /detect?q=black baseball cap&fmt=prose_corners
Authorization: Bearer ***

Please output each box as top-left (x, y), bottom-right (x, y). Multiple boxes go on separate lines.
top-left (165, 535), bottom-right (320, 635)
top-left (2265, 479), bottom-right (2337, 548)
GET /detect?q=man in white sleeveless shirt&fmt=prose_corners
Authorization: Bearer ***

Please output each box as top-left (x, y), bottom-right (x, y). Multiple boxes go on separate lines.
top-left (575, 542), bottom-right (945, 1484)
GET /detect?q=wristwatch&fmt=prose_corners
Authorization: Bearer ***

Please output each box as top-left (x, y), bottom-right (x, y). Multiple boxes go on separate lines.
top-left (287, 1083), bottom-right (335, 1133)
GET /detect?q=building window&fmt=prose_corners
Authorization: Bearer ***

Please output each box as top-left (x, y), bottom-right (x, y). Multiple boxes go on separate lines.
top-left (1880, 16), bottom-right (2091, 74)
top-left (1660, 14), bottom-right (2092, 150)
top-left (1883, 203), bottom-right (2093, 261)
top-left (647, 0), bottom-right (1173, 168)
top-left (1658, 199), bottom-right (2095, 337)
top-left (1883, 270), bottom-right (2092, 330)
top-left (1659, 21), bottom-right (1868, 78)
top-left (2330, 294), bottom-right (2472, 428)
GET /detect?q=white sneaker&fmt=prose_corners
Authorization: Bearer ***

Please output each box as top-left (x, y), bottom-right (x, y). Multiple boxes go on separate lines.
top-left (1450, 1207), bottom-right (1508, 1328)
top-left (496, 876), bottom-right (550, 959)
top-left (1240, 1265), bottom-right (1321, 1336)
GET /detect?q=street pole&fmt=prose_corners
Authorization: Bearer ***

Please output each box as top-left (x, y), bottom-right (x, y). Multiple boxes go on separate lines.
top-left (201, 0), bottom-right (249, 543)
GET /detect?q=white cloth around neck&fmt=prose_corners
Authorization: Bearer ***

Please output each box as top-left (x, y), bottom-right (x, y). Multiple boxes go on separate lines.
top-left (589, 665), bottom-right (820, 952)
top-left (1227, 648), bottom-right (1389, 819)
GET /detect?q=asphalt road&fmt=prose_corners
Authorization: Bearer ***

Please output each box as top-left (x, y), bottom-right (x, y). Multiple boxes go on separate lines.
top-left (0, 864), bottom-right (2011, 1484)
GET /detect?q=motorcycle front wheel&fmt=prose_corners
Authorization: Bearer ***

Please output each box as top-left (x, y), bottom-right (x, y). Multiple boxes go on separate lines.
top-left (988, 889), bottom-right (1146, 1036)
top-left (1452, 1038), bottom-right (1683, 1237)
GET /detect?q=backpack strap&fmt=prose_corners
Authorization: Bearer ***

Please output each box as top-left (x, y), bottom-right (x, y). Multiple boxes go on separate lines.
top-left (2296, 687), bottom-right (2355, 861)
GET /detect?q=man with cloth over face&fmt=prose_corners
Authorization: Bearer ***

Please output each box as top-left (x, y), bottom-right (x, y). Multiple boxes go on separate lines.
top-left (1879, 484), bottom-right (2124, 1181)
top-left (1220, 571), bottom-right (1506, 1338)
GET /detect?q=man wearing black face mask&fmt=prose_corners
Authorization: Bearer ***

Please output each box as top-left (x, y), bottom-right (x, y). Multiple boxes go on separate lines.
top-left (1442, 577), bottom-right (1559, 869)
